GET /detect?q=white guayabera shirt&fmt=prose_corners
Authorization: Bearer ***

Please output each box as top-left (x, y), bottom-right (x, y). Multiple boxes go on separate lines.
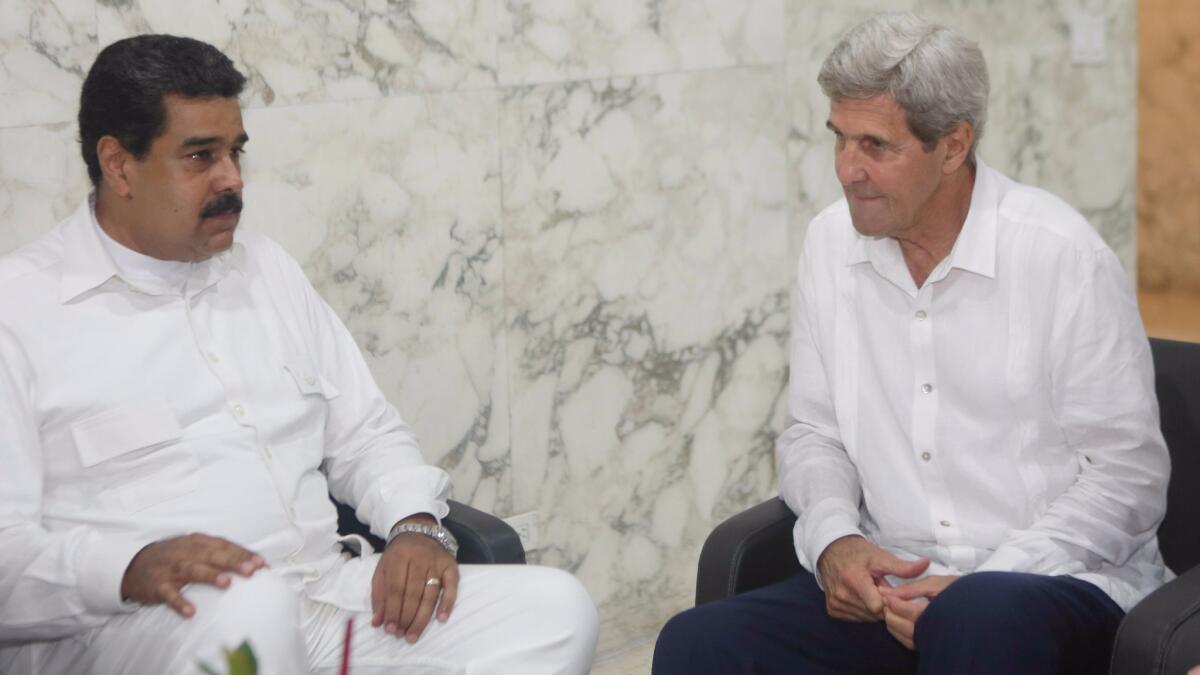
top-left (0, 198), bottom-right (450, 641)
top-left (777, 161), bottom-right (1170, 611)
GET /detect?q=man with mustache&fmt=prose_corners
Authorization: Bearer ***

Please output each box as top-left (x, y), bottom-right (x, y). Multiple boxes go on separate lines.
top-left (0, 35), bottom-right (598, 674)
top-left (655, 12), bottom-right (1168, 674)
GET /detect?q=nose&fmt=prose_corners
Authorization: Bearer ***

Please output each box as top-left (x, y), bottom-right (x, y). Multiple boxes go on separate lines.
top-left (213, 152), bottom-right (244, 194)
top-left (835, 141), bottom-right (867, 186)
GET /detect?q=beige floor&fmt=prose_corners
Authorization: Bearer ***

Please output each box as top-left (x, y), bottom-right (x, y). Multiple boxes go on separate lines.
top-left (592, 639), bottom-right (655, 675)
top-left (1139, 290), bottom-right (1200, 343)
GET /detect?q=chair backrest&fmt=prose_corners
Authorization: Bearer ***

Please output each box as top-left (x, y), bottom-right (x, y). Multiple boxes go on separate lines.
top-left (1150, 337), bottom-right (1200, 573)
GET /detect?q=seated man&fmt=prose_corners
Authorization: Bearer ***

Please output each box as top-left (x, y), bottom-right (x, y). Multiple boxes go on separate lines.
top-left (0, 35), bottom-right (597, 675)
top-left (654, 12), bottom-right (1168, 675)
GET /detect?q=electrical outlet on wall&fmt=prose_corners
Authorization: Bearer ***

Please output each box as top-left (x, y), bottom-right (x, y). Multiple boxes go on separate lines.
top-left (503, 511), bottom-right (540, 551)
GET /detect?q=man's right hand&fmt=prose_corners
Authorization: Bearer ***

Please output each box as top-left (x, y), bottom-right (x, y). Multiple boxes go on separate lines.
top-left (120, 533), bottom-right (267, 618)
top-left (816, 535), bottom-right (929, 622)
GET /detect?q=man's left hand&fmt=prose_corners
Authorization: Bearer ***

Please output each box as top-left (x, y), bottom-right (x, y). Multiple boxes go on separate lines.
top-left (878, 574), bottom-right (959, 650)
top-left (371, 516), bottom-right (459, 643)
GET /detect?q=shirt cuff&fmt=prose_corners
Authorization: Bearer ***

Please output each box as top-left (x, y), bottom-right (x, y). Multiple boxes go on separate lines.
top-left (975, 545), bottom-right (1033, 574)
top-left (77, 536), bottom-right (152, 615)
top-left (800, 499), bottom-right (863, 589)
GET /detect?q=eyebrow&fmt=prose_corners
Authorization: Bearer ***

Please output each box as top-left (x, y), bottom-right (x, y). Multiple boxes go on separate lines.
top-left (181, 132), bottom-right (250, 148)
top-left (825, 121), bottom-right (889, 146)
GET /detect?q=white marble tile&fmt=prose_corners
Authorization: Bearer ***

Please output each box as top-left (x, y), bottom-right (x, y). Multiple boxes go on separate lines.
top-left (241, 90), bottom-right (510, 511)
top-left (98, 0), bottom-right (499, 108)
top-left (0, 121), bottom-right (91, 255)
top-left (593, 637), bottom-right (655, 675)
top-left (499, 0), bottom-right (785, 85)
top-left (0, 0), bottom-right (96, 127)
top-left (500, 66), bottom-right (790, 650)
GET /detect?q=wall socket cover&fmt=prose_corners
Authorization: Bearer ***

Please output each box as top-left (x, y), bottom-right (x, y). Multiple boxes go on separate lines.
top-left (503, 511), bottom-right (539, 551)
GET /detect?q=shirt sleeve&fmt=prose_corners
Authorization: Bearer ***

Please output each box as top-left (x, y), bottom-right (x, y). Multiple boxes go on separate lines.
top-left (977, 246), bottom-right (1169, 576)
top-left (270, 246), bottom-right (451, 541)
top-left (776, 228), bottom-right (864, 582)
top-left (0, 326), bottom-right (143, 641)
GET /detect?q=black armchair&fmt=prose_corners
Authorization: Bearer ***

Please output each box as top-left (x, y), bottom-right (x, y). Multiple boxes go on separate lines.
top-left (334, 499), bottom-right (526, 565)
top-left (695, 337), bottom-right (1200, 674)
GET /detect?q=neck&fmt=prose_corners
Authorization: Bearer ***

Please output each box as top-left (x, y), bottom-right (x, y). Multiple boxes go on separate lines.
top-left (897, 162), bottom-right (976, 287)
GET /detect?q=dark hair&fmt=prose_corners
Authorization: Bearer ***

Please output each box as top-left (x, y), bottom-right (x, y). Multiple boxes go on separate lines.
top-left (79, 34), bottom-right (247, 188)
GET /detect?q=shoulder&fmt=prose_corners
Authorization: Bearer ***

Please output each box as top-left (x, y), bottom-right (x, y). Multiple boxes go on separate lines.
top-left (992, 172), bottom-right (1107, 255)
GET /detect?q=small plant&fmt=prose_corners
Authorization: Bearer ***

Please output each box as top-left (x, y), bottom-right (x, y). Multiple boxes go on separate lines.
top-left (198, 640), bottom-right (257, 675)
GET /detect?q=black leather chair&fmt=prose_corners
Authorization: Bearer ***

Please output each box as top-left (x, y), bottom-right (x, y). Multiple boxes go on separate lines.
top-left (334, 499), bottom-right (526, 564)
top-left (695, 337), bottom-right (1200, 674)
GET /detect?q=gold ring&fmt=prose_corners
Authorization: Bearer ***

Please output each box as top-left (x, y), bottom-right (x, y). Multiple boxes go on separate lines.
top-left (425, 577), bottom-right (441, 587)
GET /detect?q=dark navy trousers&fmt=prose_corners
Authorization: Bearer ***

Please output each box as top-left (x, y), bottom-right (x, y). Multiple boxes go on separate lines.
top-left (652, 570), bottom-right (1125, 675)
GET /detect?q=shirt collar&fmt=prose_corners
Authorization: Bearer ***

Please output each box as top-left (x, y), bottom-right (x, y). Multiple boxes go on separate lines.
top-left (844, 158), bottom-right (999, 280)
top-left (58, 195), bottom-right (248, 303)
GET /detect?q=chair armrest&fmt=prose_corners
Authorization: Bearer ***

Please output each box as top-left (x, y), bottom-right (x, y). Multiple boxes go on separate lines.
top-left (1110, 564), bottom-right (1200, 675)
top-left (333, 499), bottom-right (526, 565)
top-left (444, 500), bottom-right (527, 565)
top-left (695, 498), bottom-right (800, 606)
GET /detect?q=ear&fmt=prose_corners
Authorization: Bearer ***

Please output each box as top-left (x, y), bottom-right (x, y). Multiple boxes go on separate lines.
top-left (96, 136), bottom-right (136, 198)
top-left (940, 121), bottom-right (974, 174)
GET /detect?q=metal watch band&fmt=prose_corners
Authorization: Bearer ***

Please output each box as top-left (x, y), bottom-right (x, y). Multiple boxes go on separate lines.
top-left (386, 521), bottom-right (459, 557)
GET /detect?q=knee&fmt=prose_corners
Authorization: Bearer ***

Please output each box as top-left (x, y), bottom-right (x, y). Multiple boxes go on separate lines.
top-left (525, 567), bottom-right (600, 642)
top-left (917, 572), bottom-right (1041, 638)
top-left (653, 603), bottom-right (734, 667)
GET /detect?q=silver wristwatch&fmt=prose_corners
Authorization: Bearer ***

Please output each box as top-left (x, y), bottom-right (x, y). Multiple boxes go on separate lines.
top-left (387, 521), bottom-right (459, 557)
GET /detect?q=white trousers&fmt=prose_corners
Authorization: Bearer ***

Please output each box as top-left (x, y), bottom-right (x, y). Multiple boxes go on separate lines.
top-left (0, 564), bottom-right (599, 675)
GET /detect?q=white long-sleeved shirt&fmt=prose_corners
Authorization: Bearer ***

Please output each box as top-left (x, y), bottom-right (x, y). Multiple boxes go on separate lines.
top-left (777, 161), bottom-right (1170, 611)
top-left (0, 198), bottom-right (450, 643)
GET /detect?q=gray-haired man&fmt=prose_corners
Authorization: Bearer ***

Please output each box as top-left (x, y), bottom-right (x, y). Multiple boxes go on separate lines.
top-left (654, 12), bottom-right (1167, 674)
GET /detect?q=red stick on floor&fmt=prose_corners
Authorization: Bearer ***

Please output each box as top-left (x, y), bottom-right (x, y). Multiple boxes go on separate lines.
top-left (339, 618), bottom-right (354, 675)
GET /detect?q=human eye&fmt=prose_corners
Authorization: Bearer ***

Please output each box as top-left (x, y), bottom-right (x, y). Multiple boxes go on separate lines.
top-left (187, 149), bottom-right (213, 161)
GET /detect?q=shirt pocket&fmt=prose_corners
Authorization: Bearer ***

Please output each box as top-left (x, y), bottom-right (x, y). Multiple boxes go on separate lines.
top-left (283, 360), bottom-right (341, 400)
top-left (71, 400), bottom-right (184, 468)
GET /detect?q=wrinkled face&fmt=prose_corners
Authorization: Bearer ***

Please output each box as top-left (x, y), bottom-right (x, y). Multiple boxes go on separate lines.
top-left (122, 94), bottom-right (247, 261)
top-left (827, 94), bottom-right (946, 239)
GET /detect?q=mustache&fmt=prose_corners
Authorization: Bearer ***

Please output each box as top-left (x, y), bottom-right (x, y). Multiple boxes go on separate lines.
top-left (200, 192), bottom-right (243, 219)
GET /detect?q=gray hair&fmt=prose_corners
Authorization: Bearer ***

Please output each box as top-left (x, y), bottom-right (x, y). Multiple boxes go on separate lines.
top-left (818, 13), bottom-right (989, 160)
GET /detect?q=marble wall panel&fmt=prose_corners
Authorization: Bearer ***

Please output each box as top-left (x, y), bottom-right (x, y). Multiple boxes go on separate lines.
top-left (241, 90), bottom-right (510, 511)
top-left (500, 65), bottom-right (790, 649)
top-left (1139, 0), bottom-right (1200, 291)
top-left (98, 0), bottom-right (499, 107)
top-left (498, 0), bottom-right (785, 85)
top-left (0, 0), bottom-right (96, 127)
top-left (0, 122), bottom-right (90, 254)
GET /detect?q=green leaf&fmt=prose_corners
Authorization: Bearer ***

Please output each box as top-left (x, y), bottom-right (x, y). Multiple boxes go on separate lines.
top-left (225, 641), bottom-right (258, 675)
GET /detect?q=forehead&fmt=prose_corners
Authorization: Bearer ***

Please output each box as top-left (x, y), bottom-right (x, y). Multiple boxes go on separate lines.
top-left (158, 95), bottom-right (244, 142)
top-left (828, 94), bottom-right (912, 139)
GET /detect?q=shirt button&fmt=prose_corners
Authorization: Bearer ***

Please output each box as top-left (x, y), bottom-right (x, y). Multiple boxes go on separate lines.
top-left (915, 310), bottom-right (927, 321)
top-left (940, 520), bottom-right (951, 527)
top-left (263, 446), bottom-right (273, 460)
top-left (921, 452), bottom-right (932, 461)
top-left (921, 383), bottom-right (934, 394)
top-left (304, 375), bottom-right (316, 386)
top-left (288, 508), bottom-right (297, 519)
top-left (206, 352), bottom-right (220, 364)
top-left (231, 403), bottom-right (245, 417)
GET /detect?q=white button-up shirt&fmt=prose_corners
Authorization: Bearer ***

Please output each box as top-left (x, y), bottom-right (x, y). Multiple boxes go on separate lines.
top-left (0, 198), bottom-right (450, 641)
top-left (777, 161), bottom-right (1170, 611)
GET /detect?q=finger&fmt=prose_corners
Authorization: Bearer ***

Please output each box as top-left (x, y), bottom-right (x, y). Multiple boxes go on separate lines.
top-left (370, 564), bottom-right (386, 627)
top-left (179, 561), bottom-right (233, 589)
top-left (845, 574), bottom-right (885, 616)
top-left (885, 595), bottom-right (925, 622)
top-left (874, 554), bottom-right (929, 580)
top-left (200, 538), bottom-right (262, 575)
top-left (827, 595), bottom-right (879, 622)
top-left (889, 577), bottom-right (944, 601)
top-left (437, 564), bottom-right (459, 622)
top-left (883, 603), bottom-right (915, 650)
top-left (405, 576), bottom-right (442, 643)
top-left (383, 562), bottom-right (411, 636)
top-left (158, 582), bottom-right (195, 619)
top-left (397, 565), bottom-right (431, 634)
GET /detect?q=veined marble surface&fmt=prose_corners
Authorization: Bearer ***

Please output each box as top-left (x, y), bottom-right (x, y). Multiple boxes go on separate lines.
top-left (98, 0), bottom-right (499, 107)
top-left (498, 0), bottom-right (785, 85)
top-left (0, 0), bottom-right (1140, 659)
top-left (500, 66), bottom-right (790, 648)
